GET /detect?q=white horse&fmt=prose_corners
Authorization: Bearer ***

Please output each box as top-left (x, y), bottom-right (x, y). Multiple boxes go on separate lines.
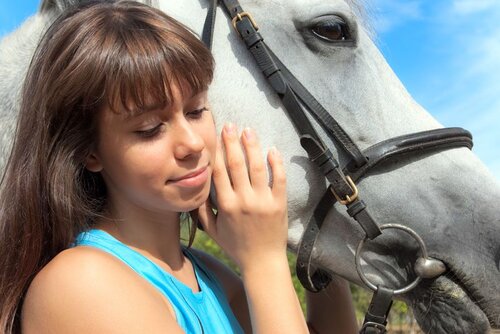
top-left (1, 1), bottom-right (499, 333)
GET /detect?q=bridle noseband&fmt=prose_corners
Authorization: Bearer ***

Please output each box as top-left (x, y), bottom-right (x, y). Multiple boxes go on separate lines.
top-left (200, 1), bottom-right (473, 332)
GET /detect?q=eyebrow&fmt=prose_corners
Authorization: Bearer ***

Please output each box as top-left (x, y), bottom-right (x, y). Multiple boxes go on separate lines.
top-left (120, 87), bottom-right (207, 121)
top-left (123, 108), bottom-right (155, 121)
top-left (121, 100), bottom-right (167, 121)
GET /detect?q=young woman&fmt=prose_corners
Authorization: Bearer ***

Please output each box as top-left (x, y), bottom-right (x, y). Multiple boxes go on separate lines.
top-left (0, 1), bottom-right (358, 333)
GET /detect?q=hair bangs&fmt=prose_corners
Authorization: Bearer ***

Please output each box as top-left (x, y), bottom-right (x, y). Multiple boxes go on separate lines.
top-left (102, 9), bottom-right (214, 116)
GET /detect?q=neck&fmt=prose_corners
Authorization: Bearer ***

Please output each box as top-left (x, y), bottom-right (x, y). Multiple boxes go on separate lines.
top-left (94, 204), bottom-right (186, 270)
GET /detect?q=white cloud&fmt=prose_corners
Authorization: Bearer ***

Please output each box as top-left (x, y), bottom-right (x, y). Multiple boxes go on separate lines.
top-left (425, 3), bottom-right (500, 179)
top-left (452, 0), bottom-right (500, 15)
top-left (373, 0), bottom-right (500, 179)
top-left (370, 0), bottom-right (423, 33)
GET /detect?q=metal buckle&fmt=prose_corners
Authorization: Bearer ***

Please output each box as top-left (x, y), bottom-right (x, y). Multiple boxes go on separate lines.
top-left (231, 12), bottom-right (259, 32)
top-left (331, 175), bottom-right (358, 205)
top-left (360, 322), bottom-right (387, 334)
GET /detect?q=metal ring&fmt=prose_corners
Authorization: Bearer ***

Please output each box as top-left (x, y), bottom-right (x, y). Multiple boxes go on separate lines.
top-left (355, 223), bottom-right (428, 295)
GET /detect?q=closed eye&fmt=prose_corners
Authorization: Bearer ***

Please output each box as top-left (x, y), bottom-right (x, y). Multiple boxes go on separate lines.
top-left (135, 123), bottom-right (163, 138)
top-left (134, 107), bottom-right (208, 138)
top-left (187, 107), bottom-right (208, 120)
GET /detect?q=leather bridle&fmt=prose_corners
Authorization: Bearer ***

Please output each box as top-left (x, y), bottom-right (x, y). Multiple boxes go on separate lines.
top-left (199, 0), bottom-right (473, 332)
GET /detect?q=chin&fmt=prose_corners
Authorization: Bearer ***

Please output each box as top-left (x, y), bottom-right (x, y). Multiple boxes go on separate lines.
top-left (164, 176), bottom-right (212, 212)
top-left (176, 189), bottom-right (211, 213)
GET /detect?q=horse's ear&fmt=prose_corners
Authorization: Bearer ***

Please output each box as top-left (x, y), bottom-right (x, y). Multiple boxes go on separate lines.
top-left (39, 0), bottom-right (79, 13)
top-left (39, 0), bottom-right (160, 13)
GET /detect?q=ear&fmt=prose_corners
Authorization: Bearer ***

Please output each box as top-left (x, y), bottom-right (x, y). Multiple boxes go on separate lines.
top-left (39, 0), bottom-right (78, 13)
top-left (39, 0), bottom-right (161, 13)
top-left (85, 152), bottom-right (103, 172)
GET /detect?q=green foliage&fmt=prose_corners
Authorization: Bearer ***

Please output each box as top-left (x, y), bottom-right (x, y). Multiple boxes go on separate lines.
top-left (350, 283), bottom-right (371, 320)
top-left (191, 229), bottom-right (240, 273)
top-left (351, 286), bottom-right (410, 325)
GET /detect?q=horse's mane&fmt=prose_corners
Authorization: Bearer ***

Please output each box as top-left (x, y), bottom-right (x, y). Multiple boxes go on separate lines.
top-left (347, 0), bottom-right (377, 39)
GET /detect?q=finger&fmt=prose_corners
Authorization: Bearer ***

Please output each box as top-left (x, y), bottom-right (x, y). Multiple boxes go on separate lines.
top-left (241, 127), bottom-right (268, 190)
top-left (268, 147), bottom-right (287, 199)
top-left (222, 123), bottom-right (251, 191)
top-left (212, 138), bottom-right (232, 202)
top-left (196, 200), bottom-right (217, 238)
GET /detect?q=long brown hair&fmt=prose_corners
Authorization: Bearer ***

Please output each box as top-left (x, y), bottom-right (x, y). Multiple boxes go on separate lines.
top-left (0, 1), bottom-right (214, 332)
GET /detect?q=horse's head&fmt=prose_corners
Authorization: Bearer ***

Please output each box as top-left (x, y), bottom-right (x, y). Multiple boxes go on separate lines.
top-left (184, 0), bottom-right (498, 332)
top-left (0, 0), bottom-right (498, 333)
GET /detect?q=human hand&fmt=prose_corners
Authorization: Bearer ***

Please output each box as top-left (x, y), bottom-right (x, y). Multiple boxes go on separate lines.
top-left (196, 124), bottom-right (288, 273)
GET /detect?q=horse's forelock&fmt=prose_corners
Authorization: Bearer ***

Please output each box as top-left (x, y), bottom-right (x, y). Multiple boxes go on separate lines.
top-left (346, 0), bottom-right (376, 36)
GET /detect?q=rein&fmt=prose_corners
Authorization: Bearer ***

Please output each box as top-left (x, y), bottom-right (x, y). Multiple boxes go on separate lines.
top-left (200, 1), bottom-right (473, 332)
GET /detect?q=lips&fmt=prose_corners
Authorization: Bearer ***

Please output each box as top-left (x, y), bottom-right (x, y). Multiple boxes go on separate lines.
top-left (168, 165), bottom-right (209, 188)
top-left (410, 274), bottom-right (492, 334)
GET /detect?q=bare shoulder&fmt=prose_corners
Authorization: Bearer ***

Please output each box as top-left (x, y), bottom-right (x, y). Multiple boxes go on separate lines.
top-left (21, 246), bottom-right (183, 334)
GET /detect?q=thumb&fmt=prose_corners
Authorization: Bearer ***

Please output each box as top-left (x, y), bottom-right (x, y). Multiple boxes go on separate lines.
top-left (194, 200), bottom-right (217, 238)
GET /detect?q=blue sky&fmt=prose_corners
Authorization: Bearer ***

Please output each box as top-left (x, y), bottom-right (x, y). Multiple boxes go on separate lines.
top-left (0, 0), bottom-right (499, 179)
top-left (371, 0), bottom-right (500, 180)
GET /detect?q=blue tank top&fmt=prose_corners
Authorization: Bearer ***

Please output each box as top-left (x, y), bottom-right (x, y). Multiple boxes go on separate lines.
top-left (73, 229), bottom-right (244, 334)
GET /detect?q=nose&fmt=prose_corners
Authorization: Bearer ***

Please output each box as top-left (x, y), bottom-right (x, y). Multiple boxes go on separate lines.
top-left (172, 119), bottom-right (205, 160)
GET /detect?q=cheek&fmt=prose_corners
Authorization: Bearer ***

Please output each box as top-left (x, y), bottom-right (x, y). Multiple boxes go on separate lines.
top-left (99, 138), bottom-right (170, 180)
top-left (124, 144), bottom-right (171, 173)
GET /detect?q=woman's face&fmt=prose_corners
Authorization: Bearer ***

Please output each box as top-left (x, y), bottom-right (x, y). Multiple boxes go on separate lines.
top-left (86, 85), bottom-right (216, 216)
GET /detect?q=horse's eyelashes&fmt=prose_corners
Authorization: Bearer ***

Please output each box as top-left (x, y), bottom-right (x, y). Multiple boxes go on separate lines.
top-left (311, 16), bottom-right (351, 42)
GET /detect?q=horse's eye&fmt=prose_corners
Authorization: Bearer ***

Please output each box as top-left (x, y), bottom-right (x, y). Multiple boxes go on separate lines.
top-left (311, 16), bottom-right (351, 42)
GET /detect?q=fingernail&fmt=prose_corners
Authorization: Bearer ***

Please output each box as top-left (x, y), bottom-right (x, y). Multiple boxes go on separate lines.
top-left (270, 146), bottom-right (281, 158)
top-left (224, 123), bottom-right (236, 136)
top-left (243, 127), bottom-right (255, 140)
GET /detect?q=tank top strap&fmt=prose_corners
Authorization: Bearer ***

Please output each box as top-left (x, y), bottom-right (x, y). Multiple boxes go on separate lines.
top-left (74, 229), bottom-right (159, 275)
top-left (182, 247), bottom-right (226, 297)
